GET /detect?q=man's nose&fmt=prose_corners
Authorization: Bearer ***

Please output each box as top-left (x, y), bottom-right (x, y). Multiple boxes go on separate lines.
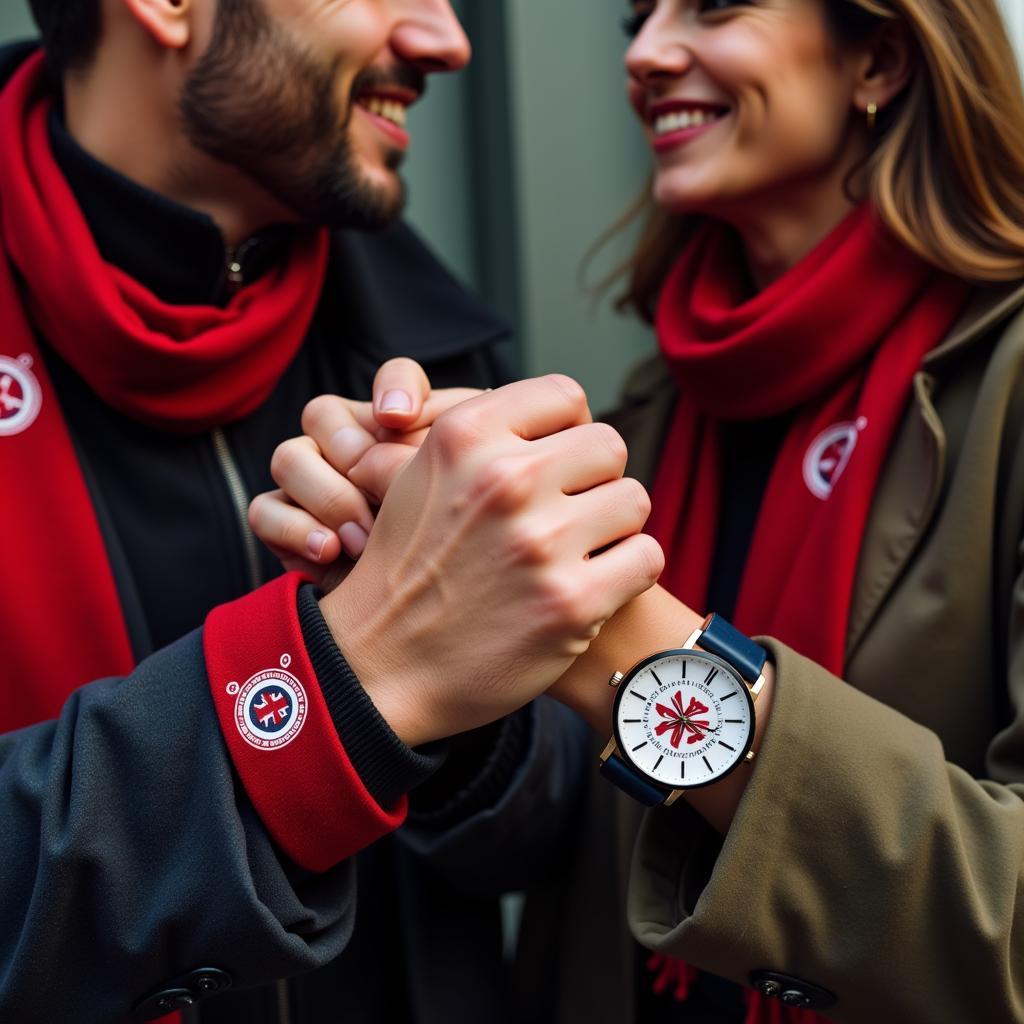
top-left (390, 0), bottom-right (472, 75)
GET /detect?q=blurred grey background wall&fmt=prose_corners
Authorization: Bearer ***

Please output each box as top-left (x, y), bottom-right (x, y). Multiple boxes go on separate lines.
top-left (2, 1), bottom-right (1023, 410)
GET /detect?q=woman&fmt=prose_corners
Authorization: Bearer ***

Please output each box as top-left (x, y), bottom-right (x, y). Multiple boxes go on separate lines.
top-left (251, 0), bottom-right (1024, 1020)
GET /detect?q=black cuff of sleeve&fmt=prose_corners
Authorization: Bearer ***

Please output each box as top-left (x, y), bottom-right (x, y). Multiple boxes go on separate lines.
top-left (407, 705), bottom-right (533, 830)
top-left (297, 584), bottom-right (447, 809)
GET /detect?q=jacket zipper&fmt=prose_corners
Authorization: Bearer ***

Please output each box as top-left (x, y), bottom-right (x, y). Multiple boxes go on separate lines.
top-left (222, 238), bottom-right (261, 295)
top-left (215, 244), bottom-right (289, 1024)
top-left (211, 428), bottom-right (262, 592)
top-left (276, 978), bottom-right (293, 1024)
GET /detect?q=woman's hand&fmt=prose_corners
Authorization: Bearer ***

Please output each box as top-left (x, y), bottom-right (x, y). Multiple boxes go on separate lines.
top-left (248, 358), bottom-right (481, 589)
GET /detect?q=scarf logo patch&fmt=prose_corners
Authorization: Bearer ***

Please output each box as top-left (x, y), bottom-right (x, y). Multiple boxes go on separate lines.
top-left (0, 355), bottom-right (41, 437)
top-left (802, 418), bottom-right (867, 501)
top-left (233, 655), bottom-right (308, 751)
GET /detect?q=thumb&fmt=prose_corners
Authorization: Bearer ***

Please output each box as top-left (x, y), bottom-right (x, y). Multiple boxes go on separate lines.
top-left (372, 357), bottom-right (432, 431)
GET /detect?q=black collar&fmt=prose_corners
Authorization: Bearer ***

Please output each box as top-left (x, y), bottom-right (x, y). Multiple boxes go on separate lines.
top-left (49, 111), bottom-right (291, 306)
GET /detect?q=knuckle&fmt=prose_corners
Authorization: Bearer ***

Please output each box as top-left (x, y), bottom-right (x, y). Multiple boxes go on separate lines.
top-left (429, 405), bottom-right (482, 457)
top-left (624, 478), bottom-right (652, 523)
top-left (635, 535), bottom-right (666, 582)
top-left (506, 519), bottom-right (554, 566)
top-left (537, 576), bottom-right (592, 633)
top-left (247, 492), bottom-right (271, 532)
top-left (269, 440), bottom-right (303, 485)
top-left (591, 423), bottom-right (629, 467)
top-left (301, 394), bottom-right (340, 436)
top-left (472, 455), bottom-right (537, 512)
top-left (544, 373), bottom-right (588, 413)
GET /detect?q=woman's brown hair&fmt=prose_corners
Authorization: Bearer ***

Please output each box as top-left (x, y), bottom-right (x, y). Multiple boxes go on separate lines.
top-left (615, 0), bottom-right (1024, 321)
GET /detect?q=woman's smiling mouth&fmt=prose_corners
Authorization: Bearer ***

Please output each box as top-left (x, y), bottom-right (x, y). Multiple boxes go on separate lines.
top-left (648, 100), bottom-right (731, 152)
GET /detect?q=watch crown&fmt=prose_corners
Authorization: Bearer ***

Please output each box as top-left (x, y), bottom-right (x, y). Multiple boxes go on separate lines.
top-left (608, 671), bottom-right (625, 688)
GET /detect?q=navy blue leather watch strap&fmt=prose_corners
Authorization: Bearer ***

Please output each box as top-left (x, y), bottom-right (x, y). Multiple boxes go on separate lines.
top-left (700, 614), bottom-right (767, 684)
top-left (600, 754), bottom-right (667, 806)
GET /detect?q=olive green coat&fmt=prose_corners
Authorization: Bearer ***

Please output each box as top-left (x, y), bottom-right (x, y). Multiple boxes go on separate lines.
top-left (516, 282), bottom-right (1024, 1024)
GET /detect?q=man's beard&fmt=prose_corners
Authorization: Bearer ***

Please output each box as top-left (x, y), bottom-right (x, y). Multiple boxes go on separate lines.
top-left (179, 0), bottom-right (417, 230)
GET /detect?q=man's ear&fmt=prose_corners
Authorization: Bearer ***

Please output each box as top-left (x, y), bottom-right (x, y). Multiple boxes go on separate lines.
top-left (852, 20), bottom-right (916, 119)
top-left (119, 0), bottom-right (192, 50)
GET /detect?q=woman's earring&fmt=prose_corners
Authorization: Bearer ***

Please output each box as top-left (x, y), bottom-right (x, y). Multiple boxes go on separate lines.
top-left (866, 102), bottom-right (878, 132)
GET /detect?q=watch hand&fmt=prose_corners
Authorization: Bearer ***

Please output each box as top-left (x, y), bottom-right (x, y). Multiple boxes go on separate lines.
top-left (681, 718), bottom-right (720, 733)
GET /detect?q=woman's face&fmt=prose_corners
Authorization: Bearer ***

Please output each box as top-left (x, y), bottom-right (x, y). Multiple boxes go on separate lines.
top-left (625, 0), bottom-right (869, 221)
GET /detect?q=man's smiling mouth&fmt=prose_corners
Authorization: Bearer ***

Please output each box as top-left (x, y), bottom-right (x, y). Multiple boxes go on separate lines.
top-left (356, 93), bottom-right (410, 129)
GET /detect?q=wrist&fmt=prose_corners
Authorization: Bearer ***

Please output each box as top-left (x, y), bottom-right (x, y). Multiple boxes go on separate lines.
top-left (318, 581), bottom-right (435, 749)
top-left (298, 584), bottom-right (443, 805)
top-left (551, 585), bottom-right (704, 734)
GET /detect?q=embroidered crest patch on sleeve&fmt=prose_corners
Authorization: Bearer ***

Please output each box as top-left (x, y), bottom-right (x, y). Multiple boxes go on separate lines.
top-left (233, 658), bottom-right (308, 750)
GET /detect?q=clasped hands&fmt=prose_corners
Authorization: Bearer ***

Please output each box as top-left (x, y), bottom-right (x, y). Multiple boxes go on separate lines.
top-left (248, 359), bottom-right (666, 748)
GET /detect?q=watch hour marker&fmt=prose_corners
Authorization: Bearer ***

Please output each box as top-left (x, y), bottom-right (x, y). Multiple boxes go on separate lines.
top-left (681, 661), bottom-right (686, 679)
top-left (653, 755), bottom-right (664, 772)
top-left (623, 718), bottom-right (641, 723)
top-left (651, 669), bottom-right (664, 687)
top-left (630, 691), bottom-right (646, 701)
top-left (719, 741), bottom-right (736, 752)
top-left (721, 692), bottom-right (737, 702)
top-left (702, 756), bottom-right (713, 772)
top-left (705, 668), bottom-right (719, 685)
top-left (632, 742), bottom-right (648, 752)
top-left (725, 719), bottom-right (742, 723)
top-left (680, 760), bottom-right (685, 780)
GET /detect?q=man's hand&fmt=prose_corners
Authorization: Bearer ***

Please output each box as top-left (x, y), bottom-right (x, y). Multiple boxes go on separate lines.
top-left (248, 358), bottom-right (479, 587)
top-left (320, 376), bottom-right (665, 747)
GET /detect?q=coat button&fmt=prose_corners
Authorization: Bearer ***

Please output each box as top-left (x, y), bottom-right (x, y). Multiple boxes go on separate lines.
top-left (132, 968), bottom-right (233, 1021)
top-left (184, 967), bottom-right (232, 995)
top-left (749, 970), bottom-right (836, 1011)
top-left (782, 989), bottom-right (812, 1008)
top-left (133, 988), bottom-right (195, 1021)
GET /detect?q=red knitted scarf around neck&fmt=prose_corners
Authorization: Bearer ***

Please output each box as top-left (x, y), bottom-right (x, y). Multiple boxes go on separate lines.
top-left (0, 52), bottom-right (329, 730)
top-left (646, 205), bottom-right (968, 1023)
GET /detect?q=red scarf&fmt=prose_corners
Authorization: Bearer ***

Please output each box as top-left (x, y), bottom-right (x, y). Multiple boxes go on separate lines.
top-left (646, 207), bottom-right (968, 1021)
top-left (0, 52), bottom-right (329, 731)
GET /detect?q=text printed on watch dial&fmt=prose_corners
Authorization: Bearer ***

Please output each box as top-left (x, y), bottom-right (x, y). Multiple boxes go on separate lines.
top-left (616, 654), bottom-right (753, 788)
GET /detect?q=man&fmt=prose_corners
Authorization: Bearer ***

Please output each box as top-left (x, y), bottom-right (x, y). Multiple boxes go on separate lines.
top-left (0, 0), bottom-right (662, 1020)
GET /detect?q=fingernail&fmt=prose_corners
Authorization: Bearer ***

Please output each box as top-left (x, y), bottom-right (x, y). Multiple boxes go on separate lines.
top-left (339, 522), bottom-right (369, 559)
top-left (329, 427), bottom-right (372, 467)
top-left (307, 530), bottom-right (329, 561)
top-left (378, 389), bottom-right (412, 414)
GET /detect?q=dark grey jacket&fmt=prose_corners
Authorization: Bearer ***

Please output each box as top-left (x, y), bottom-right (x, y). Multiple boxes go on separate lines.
top-left (1, 636), bottom-right (587, 1024)
top-left (0, 39), bottom-right (588, 1024)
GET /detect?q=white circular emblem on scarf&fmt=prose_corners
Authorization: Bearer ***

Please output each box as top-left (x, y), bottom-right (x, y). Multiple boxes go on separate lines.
top-left (802, 417), bottom-right (868, 501)
top-left (0, 354), bottom-right (42, 437)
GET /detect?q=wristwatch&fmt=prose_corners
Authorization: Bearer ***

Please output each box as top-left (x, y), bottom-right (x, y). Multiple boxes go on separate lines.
top-left (599, 614), bottom-right (768, 806)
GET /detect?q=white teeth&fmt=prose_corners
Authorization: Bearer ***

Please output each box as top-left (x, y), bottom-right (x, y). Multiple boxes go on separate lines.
top-left (653, 108), bottom-right (724, 136)
top-left (362, 97), bottom-right (408, 129)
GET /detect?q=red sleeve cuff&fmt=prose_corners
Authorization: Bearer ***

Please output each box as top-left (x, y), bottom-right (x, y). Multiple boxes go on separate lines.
top-left (203, 572), bottom-right (406, 871)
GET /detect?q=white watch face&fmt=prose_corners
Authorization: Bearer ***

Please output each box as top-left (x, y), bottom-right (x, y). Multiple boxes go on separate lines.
top-left (613, 650), bottom-right (755, 789)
